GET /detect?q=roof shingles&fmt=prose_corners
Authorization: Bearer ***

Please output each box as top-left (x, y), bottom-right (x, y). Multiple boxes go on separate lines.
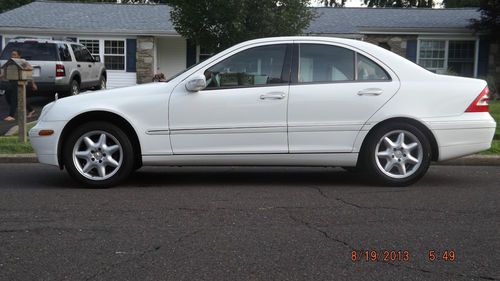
top-left (0, 1), bottom-right (480, 35)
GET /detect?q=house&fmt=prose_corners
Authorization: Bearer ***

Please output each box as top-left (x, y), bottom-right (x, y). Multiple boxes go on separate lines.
top-left (0, 1), bottom-right (498, 90)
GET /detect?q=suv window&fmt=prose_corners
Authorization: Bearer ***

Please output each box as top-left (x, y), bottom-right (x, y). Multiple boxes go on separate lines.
top-left (204, 44), bottom-right (288, 89)
top-left (57, 43), bottom-right (72, 61)
top-left (0, 42), bottom-right (58, 61)
top-left (298, 44), bottom-right (355, 83)
top-left (71, 44), bottom-right (83, 61)
top-left (81, 48), bottom-right (95, 62)
top-left (357, 53), bottom-right (390, 81)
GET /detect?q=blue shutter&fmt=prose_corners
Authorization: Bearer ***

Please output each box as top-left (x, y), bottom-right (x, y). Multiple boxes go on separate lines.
top-left (406, 39), bottom-right (417, 63)
top-left (0, 35), bottom-right (3, 51)
top-left (126, 39), bottom-right (137, 72)
top-left (477, 37), bottom-right (490, 77)
top-left (186, 39), bottom-right (197, 67)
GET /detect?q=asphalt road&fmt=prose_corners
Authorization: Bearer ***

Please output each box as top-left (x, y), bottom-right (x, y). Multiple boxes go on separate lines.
top-left (0, 164), bottom-right (498, 281)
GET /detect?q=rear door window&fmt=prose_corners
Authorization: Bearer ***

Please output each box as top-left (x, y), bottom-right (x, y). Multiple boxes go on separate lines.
top-left (71, 44), bottom-right (84, 62)
top-left (0, 42), bottom-right (58, 61)
top-left (57, 43), bottom-right (72, 61)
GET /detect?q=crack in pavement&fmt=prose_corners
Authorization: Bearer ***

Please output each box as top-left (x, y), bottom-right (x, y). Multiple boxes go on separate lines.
top-left (286, 208), bottom-right (497, 281)
top-left (176, 229), bottom-right (204, 243)
top-left (84, 245), bottom-right (162, 281)
top-left (309, 186), bottom-right (480, 215)
top-left (84, 229), bottom-right (203, 281)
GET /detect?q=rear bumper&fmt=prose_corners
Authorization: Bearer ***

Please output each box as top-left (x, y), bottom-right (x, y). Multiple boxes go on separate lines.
top-left (28, 82), bottom-right (69, 96)
top-left (424, 113), bottom-right (497, 161)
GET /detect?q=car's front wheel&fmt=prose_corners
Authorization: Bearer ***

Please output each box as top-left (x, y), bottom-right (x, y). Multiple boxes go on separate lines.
top-left (63, 122), bottom-right (134, 188)
top-left (363, 122), bottom-right (431, 186)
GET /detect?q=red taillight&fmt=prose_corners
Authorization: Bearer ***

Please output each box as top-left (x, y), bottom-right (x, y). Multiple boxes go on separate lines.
top-left (55, 64), bottom-right (65, 77)
top-left (465, 86), bottom-right (490, 112)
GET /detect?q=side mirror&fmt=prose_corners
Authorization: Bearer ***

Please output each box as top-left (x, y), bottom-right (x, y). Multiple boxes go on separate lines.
top-left (185, 75), bottom-right (207, 92)
top-left (93, 56), bottom-right (101, 63)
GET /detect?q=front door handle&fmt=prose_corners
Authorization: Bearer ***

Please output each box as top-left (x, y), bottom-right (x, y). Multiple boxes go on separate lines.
top-left (357, 88), bottom-right (383, 96)
top-left (260, 92), bottom-right (286, 100)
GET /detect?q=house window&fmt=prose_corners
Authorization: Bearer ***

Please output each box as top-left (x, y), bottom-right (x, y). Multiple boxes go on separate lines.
top-left (419, 40), bottom-right (445, 69)
top-left (198, 46), bottom-right (214, 62)
top-left (104, 40), bottom-right (125, 70)
top-left (79, 39), bottom-right (100, 56)
top-left (448, 41), bottom-right (475, 77)
top-left (418, 39), bottom-right (476, 77)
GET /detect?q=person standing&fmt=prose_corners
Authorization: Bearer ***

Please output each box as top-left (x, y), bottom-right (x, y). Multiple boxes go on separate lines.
top-left (1, 50), bottom-right (36, 121)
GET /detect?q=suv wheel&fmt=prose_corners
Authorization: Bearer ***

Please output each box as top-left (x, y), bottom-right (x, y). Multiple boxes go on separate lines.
top-left (70, 80), bottom-right (80, 96)
top-left (63, 122), bottom-right (134, 188)
top-left (363, 122), bottom-right (431, 186)
top-left (96, 76), bottom-right (106, 90)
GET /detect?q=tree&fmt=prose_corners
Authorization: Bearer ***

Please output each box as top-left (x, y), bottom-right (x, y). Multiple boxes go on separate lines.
top-left (317, 0), bottom-right (346, 7)
top-left (168, 0), bottom-right (315, 52)
top-left (470, 0), bottom-right (500, 42)
top-left (0, 0), bottom-right (32, 13)
top-left (362, 0), bottom-right (433, 7)
top-left (442, 0), bottom-right (479, 7)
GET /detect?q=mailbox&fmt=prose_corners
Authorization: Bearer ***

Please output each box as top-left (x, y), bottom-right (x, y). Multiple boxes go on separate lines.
top-left (1, 58), bottom-right (33, 81)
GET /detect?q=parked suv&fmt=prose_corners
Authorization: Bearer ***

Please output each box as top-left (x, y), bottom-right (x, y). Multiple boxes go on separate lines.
top-left (0, 38), bottom-right (106, 97)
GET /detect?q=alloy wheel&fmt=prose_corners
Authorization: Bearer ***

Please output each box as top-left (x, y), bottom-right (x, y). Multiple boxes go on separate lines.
top-left (72, 131), bottom-right (123, 181)
top-left (374, 130), bottom-right (423, 179)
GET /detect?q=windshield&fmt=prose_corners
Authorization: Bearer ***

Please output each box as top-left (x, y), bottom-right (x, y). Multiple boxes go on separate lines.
top-left (0, 42), bottom-right (58, 61)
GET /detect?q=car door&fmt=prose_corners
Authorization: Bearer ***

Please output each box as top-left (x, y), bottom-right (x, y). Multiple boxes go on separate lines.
top-left (70, 44), bottom-right (90, 86)
top-left (169, 43), bottom-right (292, 154)
top-left (288, 42), bottom-right (400, 153)
top-left (81, 47), bottom-right (99, 85)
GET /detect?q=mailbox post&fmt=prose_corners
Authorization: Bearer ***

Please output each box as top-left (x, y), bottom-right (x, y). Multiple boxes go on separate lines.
top-left (1, 58), bottom-right (33, 143)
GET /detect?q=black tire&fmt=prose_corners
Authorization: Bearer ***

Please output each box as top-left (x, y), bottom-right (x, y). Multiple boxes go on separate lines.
top-left (95, 75), bottom-right (106, 90)
top-left (69, 79), bottom-right (80, 96)
top-left (62, 122), bottom-right (134, 188)
top-left (362, 122), bottom-right (431, 187)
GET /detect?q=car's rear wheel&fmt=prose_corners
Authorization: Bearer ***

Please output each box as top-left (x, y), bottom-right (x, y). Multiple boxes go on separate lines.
top-left (96, 76), bottom-right (106, 90)
top-left (363, 122), bottom-right (431, 186)
top-left (63, 122), bottom-right (134, 188)
top-left (70, 79), bottom-right (80, 96)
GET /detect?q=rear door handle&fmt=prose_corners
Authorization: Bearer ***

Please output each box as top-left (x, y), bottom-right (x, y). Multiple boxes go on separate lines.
top-left (260, 92), bottom-right (286, 100)
top-left (77, 64), bottom-right (81, 68)
top-left (357, 88), bottom-right (383, 96)
top-left (88, 64), bottom-right (92, 68)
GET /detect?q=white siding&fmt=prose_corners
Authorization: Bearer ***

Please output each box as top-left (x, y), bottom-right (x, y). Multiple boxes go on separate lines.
top-left (156, 37), bottom-right (187, 79)
top-left (107, 72), bottom-right (137, 89)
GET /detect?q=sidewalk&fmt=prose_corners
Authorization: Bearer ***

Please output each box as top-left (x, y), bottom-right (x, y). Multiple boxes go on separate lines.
top-left (0, 153), bottom-right (499, 165)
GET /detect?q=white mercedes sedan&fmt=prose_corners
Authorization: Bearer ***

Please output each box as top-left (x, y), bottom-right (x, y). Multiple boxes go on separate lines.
top-left (29, 37), bottom-right (496, 187)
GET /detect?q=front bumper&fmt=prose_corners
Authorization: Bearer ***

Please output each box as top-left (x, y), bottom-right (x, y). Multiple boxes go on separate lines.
top-left (29, 120), bottom-right (67, 166)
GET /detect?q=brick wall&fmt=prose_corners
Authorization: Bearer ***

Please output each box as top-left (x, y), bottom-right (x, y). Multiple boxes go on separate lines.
top-left (362, 35), bottom-right (418, 58)
top-left (136, 36), bottom-right (155, 84)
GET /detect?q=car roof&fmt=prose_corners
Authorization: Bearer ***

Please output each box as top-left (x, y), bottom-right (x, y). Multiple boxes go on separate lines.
top-left (7, 38), bottom-right (80, 45)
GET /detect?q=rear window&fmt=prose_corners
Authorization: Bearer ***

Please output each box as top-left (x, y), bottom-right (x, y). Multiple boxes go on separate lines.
top-left (0, 42), bottom-right (58, 61)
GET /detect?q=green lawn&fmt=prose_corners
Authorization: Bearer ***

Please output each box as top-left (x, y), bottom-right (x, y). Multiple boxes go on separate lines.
top-left (0, 136), bottom-right (34, 154)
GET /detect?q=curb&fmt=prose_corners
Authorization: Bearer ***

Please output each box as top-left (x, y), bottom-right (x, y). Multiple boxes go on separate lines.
top-left (436, 155), bottom-right (500, 166)
top-left (0, 154), bottom-right (499, 166)
top-left (0, 154), bottom-right (38, 163)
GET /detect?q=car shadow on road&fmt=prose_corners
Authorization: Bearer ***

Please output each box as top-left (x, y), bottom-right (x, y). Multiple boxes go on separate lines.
top-left (19, 165), bottom-right (465, 190)
top-left (119, 167), bottom-right (379, 189)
